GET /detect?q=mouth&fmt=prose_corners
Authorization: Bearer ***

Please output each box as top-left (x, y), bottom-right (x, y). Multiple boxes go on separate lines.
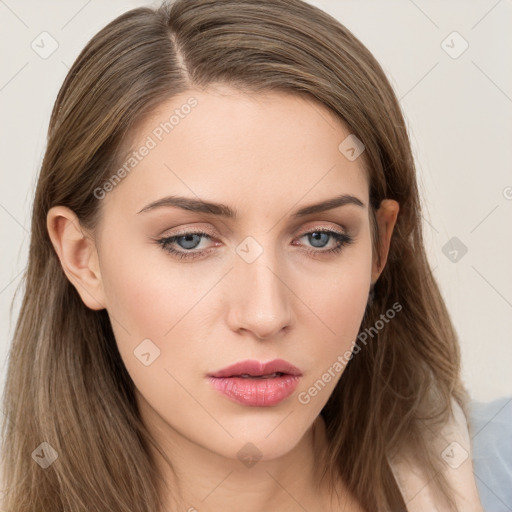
top-left (207, 359), bottom-right (302, 407)
top-left (235, 372), bottom-right (285, 379)
top-left (208, 359), bottom-right (302, 379)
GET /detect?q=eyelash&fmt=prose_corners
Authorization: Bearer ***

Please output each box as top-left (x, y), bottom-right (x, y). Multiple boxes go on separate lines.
top-left (156, 228), bottom-right (354, 261)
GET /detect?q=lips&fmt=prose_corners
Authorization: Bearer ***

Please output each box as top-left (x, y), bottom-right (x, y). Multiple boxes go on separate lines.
top-left (207, 359), bottom-right (302, 407)
top-left (208, 359), bottom-right (302, 378)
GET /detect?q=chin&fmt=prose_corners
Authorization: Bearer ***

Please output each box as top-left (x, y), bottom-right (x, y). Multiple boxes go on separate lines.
top-left (214, 414), bottom-right (316, 464)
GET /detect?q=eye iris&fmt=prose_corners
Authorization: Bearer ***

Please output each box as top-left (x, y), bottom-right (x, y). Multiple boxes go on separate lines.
top-left (308, 232), bottom-right (329, 248)
top-left (177, 234), bottom-right (201, 250)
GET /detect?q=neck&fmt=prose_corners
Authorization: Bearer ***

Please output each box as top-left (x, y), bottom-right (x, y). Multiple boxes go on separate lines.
top-left (137, 395), bottom-right (340, 511)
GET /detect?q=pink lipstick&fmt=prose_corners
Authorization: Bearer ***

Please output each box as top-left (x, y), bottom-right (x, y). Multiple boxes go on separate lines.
top-left (207, 359), bottom-right (302, 407)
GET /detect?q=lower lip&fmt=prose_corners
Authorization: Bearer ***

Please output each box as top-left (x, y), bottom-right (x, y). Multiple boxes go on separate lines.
top-left (208, 375), bottom-right (301, 407)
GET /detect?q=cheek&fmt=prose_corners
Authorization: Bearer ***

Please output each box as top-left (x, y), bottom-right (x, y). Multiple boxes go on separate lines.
top-left (100, 257), bottom-right (168, 335)
top-left (97, 237), bottom-right (188, 376)
top-left (99, 262), bottom-right (193, 410)
top-left (295, 255), bottom-right (370, 410)
top-left (98, 229), bottom-right (201, 334)
top-left (97, 235), bottom-right (229, 396)
top-left (294, 241), bottom-right (372, 349)
top-left (292, 248), bottom-right (372, 408)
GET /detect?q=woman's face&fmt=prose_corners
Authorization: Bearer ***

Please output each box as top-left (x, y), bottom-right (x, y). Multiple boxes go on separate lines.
top-left (85, 85), bottom-right (389, 462)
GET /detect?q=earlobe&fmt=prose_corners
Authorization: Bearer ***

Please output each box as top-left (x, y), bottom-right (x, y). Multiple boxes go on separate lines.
top-left (46, 206), bottom-right (106, 310)
top-left (371, 199), bottom-right (399, 284)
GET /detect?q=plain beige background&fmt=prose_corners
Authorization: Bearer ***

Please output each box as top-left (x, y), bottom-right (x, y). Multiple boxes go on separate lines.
top-left (0, 0), bottom-right (511, 407)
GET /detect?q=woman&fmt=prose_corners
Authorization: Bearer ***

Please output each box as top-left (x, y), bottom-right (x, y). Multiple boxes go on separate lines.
top-left (0, 0), bottom-right (484, 510)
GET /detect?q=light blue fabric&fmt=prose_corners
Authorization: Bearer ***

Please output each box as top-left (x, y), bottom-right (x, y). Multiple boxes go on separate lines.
top-left (469, 396), bottom-right (512, 512)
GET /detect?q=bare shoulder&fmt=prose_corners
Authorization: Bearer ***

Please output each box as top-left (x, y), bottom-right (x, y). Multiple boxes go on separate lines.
top-left (389, 397), bottom-right (485, 512)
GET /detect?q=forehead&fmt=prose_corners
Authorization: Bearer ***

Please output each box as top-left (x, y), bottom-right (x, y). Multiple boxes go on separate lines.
top-left (104, 85), bottom-right (369, 218)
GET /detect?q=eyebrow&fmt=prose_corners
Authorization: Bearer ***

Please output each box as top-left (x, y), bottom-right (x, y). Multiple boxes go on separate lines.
top-left (137, 193), bottom-right (365, 217)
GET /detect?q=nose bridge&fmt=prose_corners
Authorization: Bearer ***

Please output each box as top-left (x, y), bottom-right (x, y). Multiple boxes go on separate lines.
top-left (229, 234), bottom-right (292, 338)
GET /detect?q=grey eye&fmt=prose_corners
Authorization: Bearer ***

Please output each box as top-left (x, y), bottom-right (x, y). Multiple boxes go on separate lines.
top-left (176, 234), bottom-right (203, 250)
top-left (307, 232), bottom-right (330, 248)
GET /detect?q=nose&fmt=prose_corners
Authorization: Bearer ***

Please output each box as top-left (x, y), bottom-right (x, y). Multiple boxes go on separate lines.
top-left (226, 246), bottom-right (293, 340)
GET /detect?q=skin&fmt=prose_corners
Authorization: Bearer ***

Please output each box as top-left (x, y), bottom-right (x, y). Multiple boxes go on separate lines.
top-left (47, 85), bottom-right (399, 511)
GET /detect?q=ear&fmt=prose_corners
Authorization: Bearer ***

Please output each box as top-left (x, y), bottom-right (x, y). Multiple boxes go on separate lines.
top-left (46, 206), bottom-right (106, 310)
top-left (371, 199), bottom-right (399, 285)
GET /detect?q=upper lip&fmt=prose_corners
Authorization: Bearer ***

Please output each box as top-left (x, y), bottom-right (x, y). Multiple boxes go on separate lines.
top-left (208, 359), bottom-right (302, 378)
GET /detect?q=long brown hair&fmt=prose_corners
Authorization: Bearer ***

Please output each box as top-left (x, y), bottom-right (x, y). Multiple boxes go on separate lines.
top-left (1, 0), bottom-right (469, 510)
